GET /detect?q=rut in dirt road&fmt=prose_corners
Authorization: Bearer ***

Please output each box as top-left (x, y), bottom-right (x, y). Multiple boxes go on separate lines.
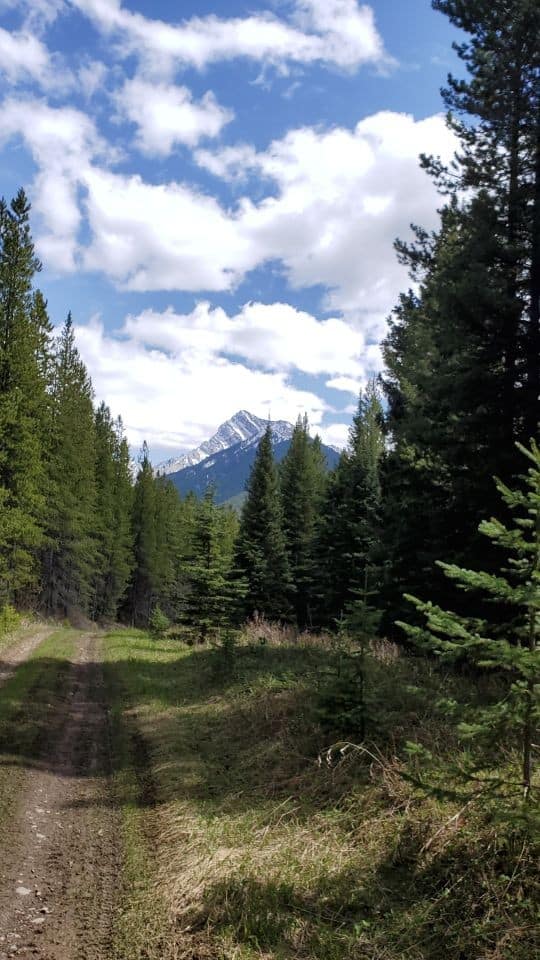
top-left (0, 633), bottom-right (123, 960)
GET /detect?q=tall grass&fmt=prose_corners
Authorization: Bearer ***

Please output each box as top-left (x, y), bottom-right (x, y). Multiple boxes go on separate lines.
top-left (104, 628), bottom-right (539, 960)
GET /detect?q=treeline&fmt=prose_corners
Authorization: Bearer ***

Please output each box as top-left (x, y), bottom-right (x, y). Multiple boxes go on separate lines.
top-left (0, 0), bottom-right (539, 644)
top-left (0, 195), bottom-right (238, 627)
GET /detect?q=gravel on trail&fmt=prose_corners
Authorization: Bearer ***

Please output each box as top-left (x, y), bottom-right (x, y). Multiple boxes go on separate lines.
top-left (0, 632), bottom-right (123, 960)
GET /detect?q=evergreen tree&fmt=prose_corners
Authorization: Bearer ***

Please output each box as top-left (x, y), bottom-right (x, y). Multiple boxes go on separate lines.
top-left (109, 417), bottom-right (135, 614)
top-left (431, 0), bottom-right (540, 442)
top-left (92, 407), bottom-right (133, 620)
top-left (382, 0), bottom-right (540, 619)
top-left (184, 487), bottom-right (245, 639)
top-left (42, 315), bottom-right (97, 616)
top-left (280, 415), bottom-right (327, 627)
top-left (235, 426), bottom-right (292, 620)
top-left (0, 191), bottom-right (51, 603)
top-left (127, 442), bottom-right (157, 625)
top-left (153, 474), bottom-right (185, 621)
top-left (316, 382), bottom-right (385, 626)
top-left (399, 443), bottom-right (540, 805)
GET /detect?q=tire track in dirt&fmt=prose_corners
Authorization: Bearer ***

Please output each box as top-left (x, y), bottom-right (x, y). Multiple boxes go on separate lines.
top-left (0, 632), bottom-right (123, 959)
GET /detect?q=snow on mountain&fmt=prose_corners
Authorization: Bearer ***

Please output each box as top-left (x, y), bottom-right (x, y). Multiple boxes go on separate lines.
top-left (156, 410), bottom-right (294, 475)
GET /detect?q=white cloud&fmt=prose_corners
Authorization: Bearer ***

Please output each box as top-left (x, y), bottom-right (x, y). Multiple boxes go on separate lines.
top-left (0, 27), bottom-right (52, 85)
top-left (122, 300), bottom-right (369, 378)
top-left (196, 110), bottom-right (456, 319)
top-left (116, 79), bottom-right (233, 155)
top-left (0, 97), bottom-right (456, 338)
top-left (80, 166), bottom-right (251, 289)
top-left (73, 316), bottom-right (328, 454)
top-left (318, 422), bottom-right (350, 450)
top-left (71, 0), bottom-right (390, 75)
top-left (326, 376), bottom-right (362, 394)
top-left (77, 59), bottom-right (108, 100)
top-left (0, 1), bottom-right (66, 30)
top-left (0, 98), bottom-right (110, 270)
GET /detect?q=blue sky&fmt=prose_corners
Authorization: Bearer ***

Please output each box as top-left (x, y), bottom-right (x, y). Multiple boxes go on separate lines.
top-left (0, 0), bottom-right (461, 460)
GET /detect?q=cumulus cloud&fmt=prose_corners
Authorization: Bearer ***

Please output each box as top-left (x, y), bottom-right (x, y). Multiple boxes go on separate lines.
top-left (116, 79), bottom-right (233, 155)
top-left (0, 96), bottom-right (456, 339)
top-left (326, 376), bottom-right (362, 394)
top-left (0, 98), bottom-right (456, 339)
top-left (0, 98), bottom-right (110, 270)
top-left (122, 300), bottom-right (368, 378)
top-left (197, 111), bottom-right (456, 320)
top-left (0, 27), bottom-right (54, 86)
top-left (70, 0), bottom-right (390, 75)
top-left (74, 316), bottom-right (328, 454)
top-left (80, 166), bottom-right (251, 289)
top-left (318, 422), bottom-right (350, 450)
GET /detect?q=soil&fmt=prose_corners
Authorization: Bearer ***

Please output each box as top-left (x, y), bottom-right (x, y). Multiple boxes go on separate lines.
top-left (0, 632), bottom-right (123, 959)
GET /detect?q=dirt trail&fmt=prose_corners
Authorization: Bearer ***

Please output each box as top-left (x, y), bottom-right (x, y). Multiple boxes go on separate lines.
top-left (0, 628), bottom-right (53, 690)
top-left (0, 633), bottom-right (122, 959)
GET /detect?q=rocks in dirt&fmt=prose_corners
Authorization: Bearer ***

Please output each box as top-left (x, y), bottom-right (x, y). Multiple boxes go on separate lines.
top-left (15, 887), bottom-right (30, 897)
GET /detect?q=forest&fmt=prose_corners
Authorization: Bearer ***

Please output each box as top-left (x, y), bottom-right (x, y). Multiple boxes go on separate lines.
top-left (0, 1), bottom-right (538, 958)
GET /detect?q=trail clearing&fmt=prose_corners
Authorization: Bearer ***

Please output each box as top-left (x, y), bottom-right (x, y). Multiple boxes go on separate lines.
top-left (0, 631), bottom-right (122, 959)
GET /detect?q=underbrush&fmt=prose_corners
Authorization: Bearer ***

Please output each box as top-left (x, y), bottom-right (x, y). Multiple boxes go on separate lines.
top-left (0, 603), bottom-right (22, 653)
top-left (104, 628), bottom-right (539, 960)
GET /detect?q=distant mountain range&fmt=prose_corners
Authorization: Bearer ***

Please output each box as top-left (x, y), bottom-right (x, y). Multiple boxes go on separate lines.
top-left (156, 410), bottom-right (340, 505)
top-left (157, 410), bottom-right (294, 475)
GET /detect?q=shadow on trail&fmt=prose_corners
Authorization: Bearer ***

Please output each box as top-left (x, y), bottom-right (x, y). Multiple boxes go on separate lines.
top-left (0, 640), bottom-right (477, 817)
top-left (0, 643), bottom-right (334, 805)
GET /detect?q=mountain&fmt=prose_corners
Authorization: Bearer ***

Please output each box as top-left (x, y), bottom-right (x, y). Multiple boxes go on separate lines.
top-left (162, 413), bottom-right (340, 505)
top-left (156, 410), bottom-right (294, 475)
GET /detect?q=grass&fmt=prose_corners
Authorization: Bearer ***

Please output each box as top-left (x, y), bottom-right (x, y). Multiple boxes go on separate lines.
top-left (0, 626), bottom-right (76, 832)
top-left (0, 604), bottom-right (23, 655)
top-left (103, 629), bottom-right (539, 960)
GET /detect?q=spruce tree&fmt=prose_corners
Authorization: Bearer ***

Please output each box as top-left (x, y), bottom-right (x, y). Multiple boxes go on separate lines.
top-left (235, 426), bottom-right (292, 620)
top-left (316, 381), bottom-right (385, 626)
top-left (382, 0), bottom-right (540, 619)
top-left (399, 443), bottom-right (540, 805)
top-left (92, 406), bottom-right (133, 620)
top-left (184, 487), bottom-right (244, 639)
top-left (153, 474), bottom-right (185, 621)
top-left (43, 315), bottom-right (97, 616)
top-left (109, 417), bottom-right (135, 614)
top-left (127, 442), bottom-right (158, 625)
top-left (431, 0), bottom-right (540, 442)
top-left (0, 191), bottom-right (51, 603)
top-left (280, 415), bottom-right (327, 627)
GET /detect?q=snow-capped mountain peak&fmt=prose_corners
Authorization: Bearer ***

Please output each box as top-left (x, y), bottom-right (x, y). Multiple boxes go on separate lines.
top-left (156, 410), bottom-right (294, 476)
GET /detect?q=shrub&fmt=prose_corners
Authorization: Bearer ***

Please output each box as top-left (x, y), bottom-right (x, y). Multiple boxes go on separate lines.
top-left (0, 604), bottom-right (21, 637)
top-left (148, 605), bottom-right (170, 640)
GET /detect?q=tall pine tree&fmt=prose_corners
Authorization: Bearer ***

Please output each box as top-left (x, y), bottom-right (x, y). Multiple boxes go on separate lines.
top-left (235, 426), bottom-right (292, 620)
top-left (92, 406), bottom-right (133, 620)
top-left (280, 415), bottom-right (327, 627)
top-left (316, 381), bottom-right (385, 626)
top-left (42, 315), bottom-right (97, 616)
top-left (382, 0), bottom-right (540, 619)
top-left (0, 191), bottom-right (51, 604)
top-left (127, 442), bottom-right (158, 625)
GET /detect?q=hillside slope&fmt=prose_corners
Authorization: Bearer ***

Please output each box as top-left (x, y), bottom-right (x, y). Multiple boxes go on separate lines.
top-left (168, 437), bottom-right (340, 503)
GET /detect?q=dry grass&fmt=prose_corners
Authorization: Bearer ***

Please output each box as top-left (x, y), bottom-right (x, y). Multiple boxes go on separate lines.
top-left (103, 627), bottom-right (540, 960)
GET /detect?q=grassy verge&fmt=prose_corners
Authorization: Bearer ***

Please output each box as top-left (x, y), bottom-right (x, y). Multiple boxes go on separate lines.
top-left (103, 630), bottom-right (539, 960)
top-left (0, 627), bottom-right (76, 833)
